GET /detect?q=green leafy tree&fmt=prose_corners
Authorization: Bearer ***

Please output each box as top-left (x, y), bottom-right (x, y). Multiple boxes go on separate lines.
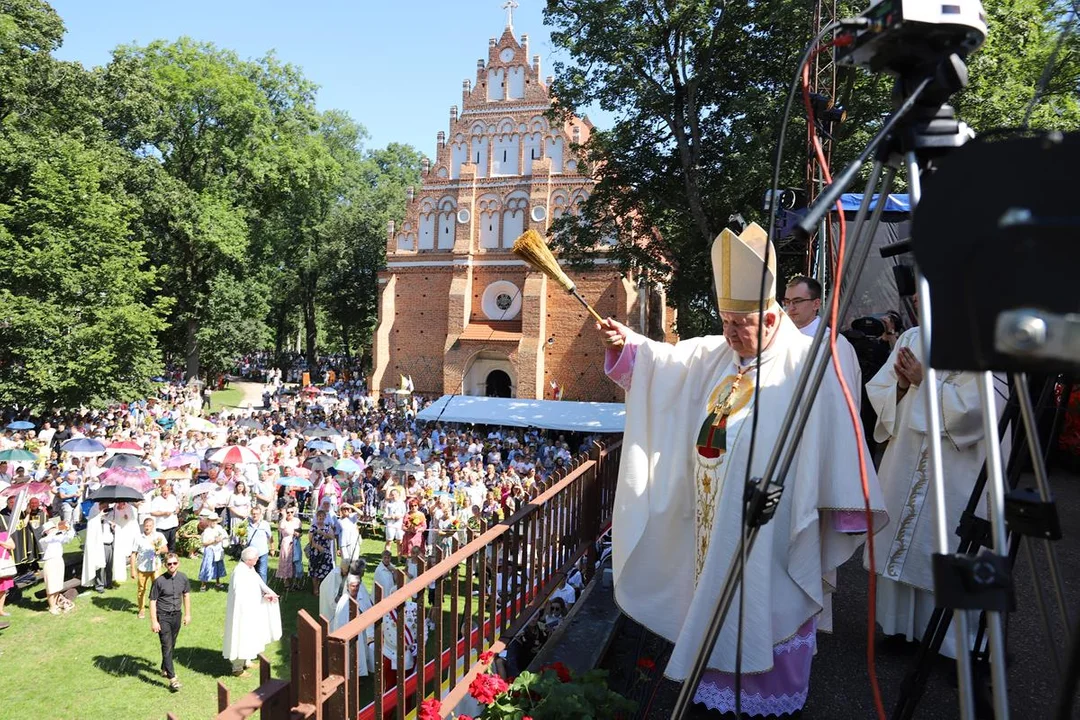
top-left (544, 0), bottom-right (1079, 336)
top-left (101, 39), bottom-right (308, 379)
top-left (0, 1), bottom-right (168, 409)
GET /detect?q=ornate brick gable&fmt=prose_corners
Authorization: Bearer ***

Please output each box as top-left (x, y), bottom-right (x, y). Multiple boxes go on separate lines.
top-left (371, 19), bottom-right (668, 402)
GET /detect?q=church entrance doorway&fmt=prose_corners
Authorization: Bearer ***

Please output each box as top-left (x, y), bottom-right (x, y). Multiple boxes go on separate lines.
top-left (485, 370), bottom-right (512, 397)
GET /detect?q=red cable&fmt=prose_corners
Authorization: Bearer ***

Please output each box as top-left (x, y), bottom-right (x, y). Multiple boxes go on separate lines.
top-left (802, 47), bottom-right (887, 720)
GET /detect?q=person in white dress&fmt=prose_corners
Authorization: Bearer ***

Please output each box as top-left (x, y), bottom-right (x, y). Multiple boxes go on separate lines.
top-left (223, 547), bottom-right (282, 677)
top-left (865, 321), bottom-right (1009, 658)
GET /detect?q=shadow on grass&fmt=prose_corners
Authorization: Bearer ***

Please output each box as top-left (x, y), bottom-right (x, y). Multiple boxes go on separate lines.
top-left (174, 646), bottom-right (234, 678)
top-left (92, 654), bottom-right (167, 688)
top-left (91, 596), bottom-right (137, 612)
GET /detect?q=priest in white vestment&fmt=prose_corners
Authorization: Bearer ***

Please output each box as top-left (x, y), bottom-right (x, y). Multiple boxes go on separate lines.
top-left (865, 323), bottom-right (1009, 658)
top-left (110, 502), bottom-right (139, 583)
top-left (598, 223), bottom-right (888, 716)
top-left (319, 560), bottom-right (346, 622)
top-left (80, 503), bottom-right (107, 588)
top-left (223, 547), bottom-right (282, 676)
top-left (782, 275), bottom-right (861, 404)
top-left (331, 564), bottom-right (375, 677)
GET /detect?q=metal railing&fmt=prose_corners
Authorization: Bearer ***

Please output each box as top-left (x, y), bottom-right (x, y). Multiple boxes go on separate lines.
top-left (169, 439), bottom-right (620, 720)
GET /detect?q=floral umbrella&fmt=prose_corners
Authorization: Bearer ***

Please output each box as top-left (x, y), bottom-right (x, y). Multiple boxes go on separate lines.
top-left (99, 466), bottom-right (154, 492)
top-left (0, 481), bottom-right (51, 503)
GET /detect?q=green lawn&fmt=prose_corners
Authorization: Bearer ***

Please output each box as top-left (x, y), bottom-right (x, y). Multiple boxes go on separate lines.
top-left (209, 387), bottom-right (245, 412)
top-left (0, 534), bottom-right (393, 720)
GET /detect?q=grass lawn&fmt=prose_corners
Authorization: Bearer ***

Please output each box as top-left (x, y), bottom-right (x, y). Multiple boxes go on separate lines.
top-left (209, 387), bottom-right (245, 412)
top-left (0, 534), bottom-right (395, 720)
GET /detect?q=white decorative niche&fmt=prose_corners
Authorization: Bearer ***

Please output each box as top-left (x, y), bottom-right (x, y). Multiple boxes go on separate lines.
top-left (530, 205), bottom-right (547, 223)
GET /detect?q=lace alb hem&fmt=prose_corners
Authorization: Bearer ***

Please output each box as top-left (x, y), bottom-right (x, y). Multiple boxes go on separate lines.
top-left (693, 682), bottom-right (808, 716)
top-left (775, 628), bottom-right (816, 655)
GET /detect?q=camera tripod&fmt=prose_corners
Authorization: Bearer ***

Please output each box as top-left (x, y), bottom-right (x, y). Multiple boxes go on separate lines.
top-left (670, 51), bottom-right (1021, 720)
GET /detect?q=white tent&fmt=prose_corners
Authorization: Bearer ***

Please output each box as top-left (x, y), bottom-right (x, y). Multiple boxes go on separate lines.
top-left (416, 395), bottom-right (625, 433)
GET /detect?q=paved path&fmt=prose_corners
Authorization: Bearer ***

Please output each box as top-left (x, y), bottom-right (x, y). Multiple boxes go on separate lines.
top-left (224, 380), bottom-right (267, 410)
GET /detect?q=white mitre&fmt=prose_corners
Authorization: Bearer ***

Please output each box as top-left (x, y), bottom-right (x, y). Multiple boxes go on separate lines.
top-left (710, 222), bottom-right (776, 313)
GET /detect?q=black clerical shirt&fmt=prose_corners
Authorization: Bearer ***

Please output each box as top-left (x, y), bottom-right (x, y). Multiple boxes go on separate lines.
top-left (150, 571), bottom-right (190, 614)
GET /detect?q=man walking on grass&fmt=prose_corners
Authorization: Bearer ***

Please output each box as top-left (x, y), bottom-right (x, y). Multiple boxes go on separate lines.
top-left (150, 552), bottom-right (191, 691)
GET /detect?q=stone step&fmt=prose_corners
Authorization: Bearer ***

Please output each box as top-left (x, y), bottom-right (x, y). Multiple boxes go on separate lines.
top-left (527, 564), bottom-right (622, 676)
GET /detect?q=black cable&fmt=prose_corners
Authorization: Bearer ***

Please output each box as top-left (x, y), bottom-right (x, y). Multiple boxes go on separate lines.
top-left (734, 19), bottom-right (846, 717)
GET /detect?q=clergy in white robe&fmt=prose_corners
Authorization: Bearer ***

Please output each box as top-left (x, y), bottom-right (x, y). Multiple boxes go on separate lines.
top-left (783, 275), bottom-right (862, 407)
top-left (864, 325), bottom-right (1009, 658)
top-left (223, 547), bottom-right (282, 674)
top-left (80, 505), bottom-right (107, 588)
top-left (598, 223), bottom-right (888, 716)
top-left (331, 570), bottom-right (375, 676)
top-left (319, 560), bottom-right (346, 622)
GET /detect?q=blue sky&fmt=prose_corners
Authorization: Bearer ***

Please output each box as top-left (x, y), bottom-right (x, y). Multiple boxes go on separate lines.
top-left (49, 0), bottom-right (608, 158)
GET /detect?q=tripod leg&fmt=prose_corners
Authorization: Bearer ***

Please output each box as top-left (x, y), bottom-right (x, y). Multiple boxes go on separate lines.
top-left (909, 147), bottom-right (978, 720)
top-left (1014, 373), bottom-right (1071, 634)
top-left (977, 372), bottom-right (1011, 720)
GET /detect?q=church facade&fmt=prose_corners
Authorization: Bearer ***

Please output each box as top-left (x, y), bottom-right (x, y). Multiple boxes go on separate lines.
top-left (371, 21), bottom-right (667, 403)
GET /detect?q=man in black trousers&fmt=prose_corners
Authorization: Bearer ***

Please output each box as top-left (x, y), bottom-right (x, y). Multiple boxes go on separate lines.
top-left (149, 552), bottom-right (191, 691)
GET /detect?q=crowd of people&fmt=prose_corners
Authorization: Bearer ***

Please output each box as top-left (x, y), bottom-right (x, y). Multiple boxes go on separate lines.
top-left (0, 375), bottom-right (600, 693)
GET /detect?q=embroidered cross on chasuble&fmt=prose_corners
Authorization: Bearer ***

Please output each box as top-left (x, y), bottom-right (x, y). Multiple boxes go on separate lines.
top-left (693, 370), bottom-right (755, 579)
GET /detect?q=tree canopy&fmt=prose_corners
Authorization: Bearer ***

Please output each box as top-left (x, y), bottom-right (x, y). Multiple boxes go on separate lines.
top-left (544, 0), bottom-right (1079, 336)
top-left (0, 1), bottom-right (423, 408)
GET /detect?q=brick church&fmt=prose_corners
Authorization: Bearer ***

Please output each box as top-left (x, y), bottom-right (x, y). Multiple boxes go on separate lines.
top-left (370, 14), bottom-right (670, 403)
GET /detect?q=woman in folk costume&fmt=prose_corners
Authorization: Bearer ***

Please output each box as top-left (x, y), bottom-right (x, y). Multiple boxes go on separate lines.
top-left (864, 313), bottom-right (1009, 658)
top-left (223, 547), bottom-right (282, 677)
top-left (597, 223), bottom-right (888, 716)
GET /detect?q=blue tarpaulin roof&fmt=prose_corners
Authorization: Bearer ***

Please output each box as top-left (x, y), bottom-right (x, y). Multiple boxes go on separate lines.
top-left (839, 194), bottom-right (910, 212)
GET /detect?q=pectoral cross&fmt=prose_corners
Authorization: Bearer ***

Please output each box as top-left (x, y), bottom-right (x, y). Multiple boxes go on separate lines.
top-left (503, 0), bottom-right (519, 28)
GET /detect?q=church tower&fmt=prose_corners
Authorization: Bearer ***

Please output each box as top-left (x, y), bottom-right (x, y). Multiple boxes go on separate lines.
top-left (371, 11), bottom-right (660, 402)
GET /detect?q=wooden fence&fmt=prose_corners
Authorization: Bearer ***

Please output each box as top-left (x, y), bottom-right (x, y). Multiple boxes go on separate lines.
top-left (168, 440), bottom-right (621, 720)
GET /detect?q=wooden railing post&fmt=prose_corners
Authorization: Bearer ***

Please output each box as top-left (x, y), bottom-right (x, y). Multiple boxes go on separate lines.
top-left (295, 610), bottom-right (323, 719)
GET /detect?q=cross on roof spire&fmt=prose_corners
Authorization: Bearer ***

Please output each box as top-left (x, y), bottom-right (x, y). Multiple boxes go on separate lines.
top-left (502, 0), bottom-right (519, 28)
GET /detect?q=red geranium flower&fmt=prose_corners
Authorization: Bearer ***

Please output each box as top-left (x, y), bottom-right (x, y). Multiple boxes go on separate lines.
top-left (540, 661), bottom-right (572, 683)
top-left (637, 656), bottom-right (656, 671)
top-left (479, 650), bottom-right (495, 664)
top-left (468, 672), bottom-right (511, 704)
top-left (418, 698), bottom-right (441, 720)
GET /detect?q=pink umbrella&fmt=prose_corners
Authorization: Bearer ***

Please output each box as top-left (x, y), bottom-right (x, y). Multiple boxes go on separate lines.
top-left (107, 440), bottom-right (144, 455)
top-left (0, 481), bottom-right (51, 503)
top-left (208, 445), bottom-right (260, 465)
top-left (100, 466), bottom-right (153, 492)
top-left (165, 453), bottom-right (202, 468)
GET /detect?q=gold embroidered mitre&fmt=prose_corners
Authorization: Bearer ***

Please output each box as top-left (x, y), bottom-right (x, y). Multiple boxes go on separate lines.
top-left (710, 222), bottom-right (776, 313)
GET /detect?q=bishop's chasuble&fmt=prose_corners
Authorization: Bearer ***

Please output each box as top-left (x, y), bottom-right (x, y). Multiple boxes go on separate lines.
top-left (607, 314), bottom-right (887, 712)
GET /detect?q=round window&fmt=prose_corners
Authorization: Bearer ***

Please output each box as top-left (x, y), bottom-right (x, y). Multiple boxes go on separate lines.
top-left (481, 281), bottom-right (522, 320)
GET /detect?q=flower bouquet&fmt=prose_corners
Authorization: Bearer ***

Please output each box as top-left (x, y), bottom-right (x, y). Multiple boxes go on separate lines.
top-left (419, 654), bottom-right (634, 720)
top-left (405, 511), bottom-right (426, 532)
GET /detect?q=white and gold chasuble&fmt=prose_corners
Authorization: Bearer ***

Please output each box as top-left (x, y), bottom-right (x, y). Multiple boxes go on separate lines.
top-left (611, 315), bottom-right (888, 678)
